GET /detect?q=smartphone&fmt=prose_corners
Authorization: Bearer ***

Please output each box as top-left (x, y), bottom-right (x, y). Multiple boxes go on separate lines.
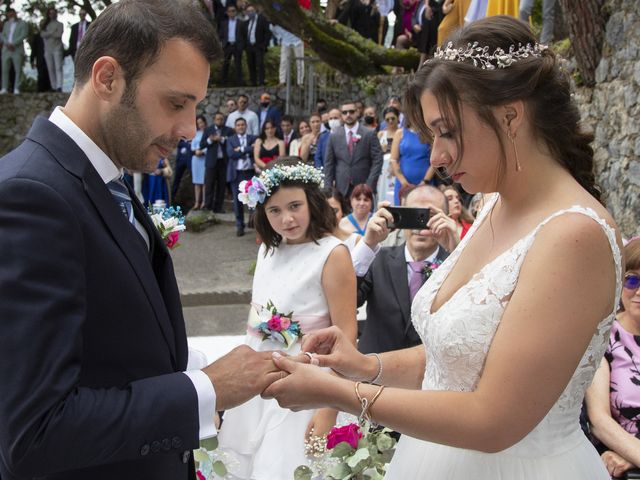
top-left (383, 206), bottom-right (431, 230)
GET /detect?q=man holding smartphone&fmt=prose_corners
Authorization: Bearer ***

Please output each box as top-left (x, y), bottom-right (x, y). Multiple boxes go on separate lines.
top-left (352, 185), bottom-right (459, 353)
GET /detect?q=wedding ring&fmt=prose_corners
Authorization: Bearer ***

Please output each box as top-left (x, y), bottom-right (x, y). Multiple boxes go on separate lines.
top-left (304, 352), bottom-right (314, 363)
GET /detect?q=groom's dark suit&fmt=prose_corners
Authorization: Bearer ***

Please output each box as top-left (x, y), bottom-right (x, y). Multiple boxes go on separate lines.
top-left (0, 118), bottom-right (199, 479)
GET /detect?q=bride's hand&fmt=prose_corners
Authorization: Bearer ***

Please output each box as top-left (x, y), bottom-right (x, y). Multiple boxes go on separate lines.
top-left (301, 326), bottom-right (377, 382)
top-left (262, 352), bottom-right (347, 411)
top-left (304, 408), bottom-right (338, 443)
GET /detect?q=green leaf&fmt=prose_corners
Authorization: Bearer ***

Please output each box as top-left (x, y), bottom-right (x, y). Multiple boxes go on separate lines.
top-left (294, 465), bottom-right (313, 480)
top-left (376, 434), bottom-right (395, 452)
top-left (201, 436), bottom-right (219, 451)
top-left (193, 448), bottom-right (210, 463)
top-left (330, 441), bottom-right (355, 458)
top-left (212, 460), bottom-right (227, 476)
top-left (327, 462), bottom-right (351, 479)
top-left (364, 468), bottom-right (385, 480)
top-left (347, 447), bottom-right (371, 474)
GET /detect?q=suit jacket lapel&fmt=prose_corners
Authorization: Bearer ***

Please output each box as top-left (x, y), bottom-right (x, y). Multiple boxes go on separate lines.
top-left (387, 245), bottom-right (411, 330)
top-left (83, 166), bottom-right (178, 366)
top-left (27, 118), bottom-right (178, 366)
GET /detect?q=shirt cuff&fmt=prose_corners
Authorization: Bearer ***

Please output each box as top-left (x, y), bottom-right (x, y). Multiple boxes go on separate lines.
top-left (183, 370), bottom-right (218, 439)
top-left (352, 240), bottom-right (380, 277)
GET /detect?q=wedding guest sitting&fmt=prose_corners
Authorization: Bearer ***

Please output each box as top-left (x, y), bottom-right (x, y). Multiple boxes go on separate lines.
top-left (339, 183), bottom-right (373, 236)
top-left (352, 185), bottom-right (455, 354)
top-left (441, 184), bottom-right (474, 239)
top-left (586, 238), bottom-right (640, 479)
top-left (254, 119), bottom-right (285, 171)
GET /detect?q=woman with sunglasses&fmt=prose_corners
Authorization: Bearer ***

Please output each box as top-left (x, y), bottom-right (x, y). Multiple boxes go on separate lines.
top-left (586, 238), bottom-right (640, 479)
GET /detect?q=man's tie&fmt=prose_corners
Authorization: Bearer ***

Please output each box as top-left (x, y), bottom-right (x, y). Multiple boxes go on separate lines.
top-left (78, 22), bottom-right (85, 46)
top-left (348, 130), bottom-right (355, 156)
top-left (408, 260), bottom-right (425, 301)
top-left (107, 177), bottom-right (135, 226)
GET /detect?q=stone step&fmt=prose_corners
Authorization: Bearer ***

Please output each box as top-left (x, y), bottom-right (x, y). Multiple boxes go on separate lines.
top-left (183, 304), bottom-right (249, 337)
top-left (180, 289), bottom-right (251, 307)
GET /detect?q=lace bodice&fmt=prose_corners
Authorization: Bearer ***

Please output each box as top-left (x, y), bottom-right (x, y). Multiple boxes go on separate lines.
top-left (411, 194), bottom-right (621, 456)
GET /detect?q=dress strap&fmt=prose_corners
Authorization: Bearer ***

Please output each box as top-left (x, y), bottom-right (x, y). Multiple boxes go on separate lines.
top-left (530, 206), bottom-right (622, 311)
top-left (347, 213), bottom-right (368, 236)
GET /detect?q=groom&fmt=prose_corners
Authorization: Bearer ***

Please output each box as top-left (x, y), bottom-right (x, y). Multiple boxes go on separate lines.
top-left (0, 2), bottom-right (280, 479)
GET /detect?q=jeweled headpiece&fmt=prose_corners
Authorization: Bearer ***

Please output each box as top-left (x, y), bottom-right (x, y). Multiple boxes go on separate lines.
top-left (238, 163), bottom-right (324, 207)
top-left (429, 41), bottom-right (547, 70)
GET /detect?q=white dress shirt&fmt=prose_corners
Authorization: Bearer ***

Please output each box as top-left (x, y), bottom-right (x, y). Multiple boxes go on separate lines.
top-left (226, 109), bottom-right (260, 136)
top-left (48, 107), bottom-right (218, 439)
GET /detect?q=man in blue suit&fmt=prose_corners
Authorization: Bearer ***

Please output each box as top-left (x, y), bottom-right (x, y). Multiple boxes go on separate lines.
top-left (0, 2), bottom-right (279, 479)
top-left (226, 117), bottom-right (256, 237)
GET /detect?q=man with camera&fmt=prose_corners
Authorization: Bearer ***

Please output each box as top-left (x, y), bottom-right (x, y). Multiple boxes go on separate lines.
top-left (352, 185), bottom-right (458, 353)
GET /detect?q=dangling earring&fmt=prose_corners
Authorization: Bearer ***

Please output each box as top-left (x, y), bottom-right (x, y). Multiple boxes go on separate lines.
top-left (508, 130), bottom-right (522, 172)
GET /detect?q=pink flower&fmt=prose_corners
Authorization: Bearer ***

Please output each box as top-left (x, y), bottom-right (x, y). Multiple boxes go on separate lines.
top-left (245, 179), bottom-right (253, 192)
top-left (326, 423), bottom-right (363, 450)
top-left (280, 316), bottom-right (291, 330)
top-left (196, 471), bottom-right (206, 480)
top-left (165, 230), bottom-right (180, 249)
top-left (267, 314), bottom-right (282, 331)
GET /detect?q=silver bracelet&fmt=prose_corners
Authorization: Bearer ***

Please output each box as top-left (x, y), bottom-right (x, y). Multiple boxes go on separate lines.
top-left (366, 353), bottom-right (383, 384)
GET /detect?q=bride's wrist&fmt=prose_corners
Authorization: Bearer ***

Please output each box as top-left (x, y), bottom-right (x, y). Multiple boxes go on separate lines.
top-left (361, 352), bottom-right (383, 384)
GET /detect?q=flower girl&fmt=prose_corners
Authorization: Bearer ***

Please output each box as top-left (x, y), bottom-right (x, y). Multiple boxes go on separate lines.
top-left (217, 159), bottom-right (357, 479)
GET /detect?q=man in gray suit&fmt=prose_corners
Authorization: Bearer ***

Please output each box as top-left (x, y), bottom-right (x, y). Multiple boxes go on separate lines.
top-left (1, 8), bottom-right (28, 94)
top-left (351, 185), bottom-right (459, 354)
top-left (324, 101), bottom-right (383, 198)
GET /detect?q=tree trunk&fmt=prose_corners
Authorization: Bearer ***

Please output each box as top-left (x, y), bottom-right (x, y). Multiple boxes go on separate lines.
top-left (253, 0), bottom-right (420, 77)
top-left (557, 0), bottom-right (608, 86)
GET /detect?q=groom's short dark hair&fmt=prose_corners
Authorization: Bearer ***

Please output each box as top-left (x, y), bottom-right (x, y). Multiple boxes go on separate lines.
top-left (74, 0), bottom-right (219, 89)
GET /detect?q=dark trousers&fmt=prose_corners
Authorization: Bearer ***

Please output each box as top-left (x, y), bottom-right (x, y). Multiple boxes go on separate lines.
top-left (222, 43), bottom-right (243, 85)
top-left (245, 44), bottom-right (265, 86)
top-left (171, 159), bottom-right (190, 200)
top-left (204, 158), bottom-right (227, 212)
top-left (231, 169), bottom-right (254, 228)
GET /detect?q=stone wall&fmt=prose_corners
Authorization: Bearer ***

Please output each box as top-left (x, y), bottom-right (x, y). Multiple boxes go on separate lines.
top-left (1, 5), bottom-right (638, 237)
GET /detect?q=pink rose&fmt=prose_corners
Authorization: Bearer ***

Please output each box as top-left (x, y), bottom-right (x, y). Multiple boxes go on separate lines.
top-left (267, 314), bottom-right (282, 331)
top-left (196, 471), bottom-right (206, 480)
top-left (165, 230), bottom-right (180, 249)
top-left (326, 423), bottom-right (363, 450)
top-left (280, 316), bottom-right (291, 330)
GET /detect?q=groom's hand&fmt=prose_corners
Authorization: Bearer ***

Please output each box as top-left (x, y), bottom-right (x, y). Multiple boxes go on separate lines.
top-left (202, 345), bottom-right (281, 410)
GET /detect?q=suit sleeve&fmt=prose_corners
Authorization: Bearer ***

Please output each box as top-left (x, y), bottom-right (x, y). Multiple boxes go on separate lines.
top-left (365, 131), bottom-right (383, 189)
top-left (0, 178), bottom-right (199, 477)
top-left (324, 135), bottom-right (336, 187)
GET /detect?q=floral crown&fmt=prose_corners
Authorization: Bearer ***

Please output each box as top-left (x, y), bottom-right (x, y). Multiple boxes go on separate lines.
top-left (237, 163), bottom-right (324, 208)
top-left (429, 41), bottom-right (547, 70)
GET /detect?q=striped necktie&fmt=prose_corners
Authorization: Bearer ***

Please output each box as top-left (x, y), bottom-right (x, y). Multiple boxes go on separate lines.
top-left (107, 177), bottom-right (135, 225)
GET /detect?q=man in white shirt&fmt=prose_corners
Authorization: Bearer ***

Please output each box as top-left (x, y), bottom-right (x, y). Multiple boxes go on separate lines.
top-left (0, 2), bottom-right (279, 478)
top-left (220, 3), bottom-right (243, 85)
top-left (225, 93), bottom-right (260, 136)
top-left (1, 8), bottom-right (28, 94)
top-left (41, 7), bottom-right (64, 91)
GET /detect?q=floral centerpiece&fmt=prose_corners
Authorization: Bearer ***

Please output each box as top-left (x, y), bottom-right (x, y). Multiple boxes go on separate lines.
top-left (148, 205), bottom-right (186, 249)
top-left (248, 300), bottom-right (301, 349)
top-left (295, 422), bottom-right (397, 480)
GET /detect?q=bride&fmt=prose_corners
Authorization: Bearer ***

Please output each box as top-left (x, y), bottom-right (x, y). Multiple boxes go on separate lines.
top-left (263, 16), bottom-right (623, 478)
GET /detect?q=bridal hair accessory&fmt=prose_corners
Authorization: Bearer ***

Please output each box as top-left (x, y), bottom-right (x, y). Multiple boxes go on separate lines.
top-left (429, 41), bottom-right (548, 70)
top-left (238, 163), bottom-right (324, 207)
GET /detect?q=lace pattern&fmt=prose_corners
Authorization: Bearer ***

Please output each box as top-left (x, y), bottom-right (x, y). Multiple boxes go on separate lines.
top-left (412, 193), bottom-right (621, 423)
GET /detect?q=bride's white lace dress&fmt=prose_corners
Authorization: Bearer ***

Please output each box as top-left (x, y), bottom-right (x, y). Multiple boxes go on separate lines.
top-left (385, 194), bottom-right (621, 479)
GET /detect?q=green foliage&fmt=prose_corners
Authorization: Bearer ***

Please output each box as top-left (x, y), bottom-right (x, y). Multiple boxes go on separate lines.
top-left (293, 465), bottom-right (313, 480)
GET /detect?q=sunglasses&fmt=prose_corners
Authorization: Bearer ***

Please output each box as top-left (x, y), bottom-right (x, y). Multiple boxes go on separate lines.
top-left (342, 109), bottom-right (356, 115)
top-left (624, 273), bottom-right (640, 290)
top-left (384, 117), bottom-right (397, 122)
